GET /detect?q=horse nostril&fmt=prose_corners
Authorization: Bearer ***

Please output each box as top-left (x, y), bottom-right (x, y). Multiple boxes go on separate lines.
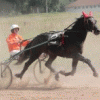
top-left (94, 30), bottom-right (100, 35)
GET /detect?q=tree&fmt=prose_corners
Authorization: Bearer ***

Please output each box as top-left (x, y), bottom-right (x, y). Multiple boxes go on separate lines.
top-left (5, 0), bottom-right (30, 14)
top-left (29, 0), bottom-right (59, 13)
top-left (46, 0), bottom-right (48, 13)
top-left (4, 0), bottom-right (73, 14)
top-left (47, 0), bottom-right (59, 12)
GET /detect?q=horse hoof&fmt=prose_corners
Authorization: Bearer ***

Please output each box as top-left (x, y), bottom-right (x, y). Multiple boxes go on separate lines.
top-left (93, 73), bottom-right (98, 77)
top-left (15, 74), bottom-right (22, 79)
top-left (55, 73), bottom-right (59, 81)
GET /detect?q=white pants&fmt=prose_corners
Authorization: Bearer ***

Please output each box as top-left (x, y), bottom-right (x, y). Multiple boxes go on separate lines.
top-left (10, 50), bottom-right (20, 56)
top-left (10, 50), bottom-right (20, 60)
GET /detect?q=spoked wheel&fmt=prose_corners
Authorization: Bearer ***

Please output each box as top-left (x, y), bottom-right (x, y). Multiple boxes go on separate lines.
top-left (0, 64), bottom-right (12, 89)
top-left (33, 59), bottom-right (52, 84)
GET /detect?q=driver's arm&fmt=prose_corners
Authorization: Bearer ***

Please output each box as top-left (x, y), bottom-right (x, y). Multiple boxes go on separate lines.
top-left (18, 35), bottom-right (30, 46)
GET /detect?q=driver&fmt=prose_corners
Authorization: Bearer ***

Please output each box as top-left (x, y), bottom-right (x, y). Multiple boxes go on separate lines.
top-left (6, 24), bottom-right (30, 59)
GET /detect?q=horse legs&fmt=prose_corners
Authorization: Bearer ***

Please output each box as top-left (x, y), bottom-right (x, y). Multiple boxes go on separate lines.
top-left (75, 53), bottom-right (98, 77)
top-left (60, 53), bottom-right (98, 77)
top-left (45, 55), bottom-right (59, 81)
top-left (59, 59), bottom-right (78, 76)
top-left (15, 55), bottom-right (38, 79)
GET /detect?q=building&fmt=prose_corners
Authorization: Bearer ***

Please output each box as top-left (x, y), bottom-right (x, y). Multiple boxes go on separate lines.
top-left (66, 0), bottom-right (100, 12)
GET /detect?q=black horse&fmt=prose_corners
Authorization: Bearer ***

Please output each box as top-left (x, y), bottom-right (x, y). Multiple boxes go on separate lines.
top-left (15, 11), bottom-right (100, 81)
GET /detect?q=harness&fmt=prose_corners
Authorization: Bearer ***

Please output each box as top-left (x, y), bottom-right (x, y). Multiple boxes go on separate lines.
top-left (60, 21), bottom-right (76, 45)
top-left (49, 21), bottom-right (76, 46)
top-left (61, 32), bottom-right (64, 45)
top-left (84, 17), bottom-right (96, 32)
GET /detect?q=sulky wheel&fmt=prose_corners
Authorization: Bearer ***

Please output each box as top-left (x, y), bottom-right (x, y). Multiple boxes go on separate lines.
top-left (33, 59), bottom-right (52, 84)
top-left (0, 64), bottom-right (12, 89)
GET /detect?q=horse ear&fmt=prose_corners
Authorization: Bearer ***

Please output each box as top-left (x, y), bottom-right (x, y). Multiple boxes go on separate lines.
top-left (89, 11), bottom-right (93, 17)
top-left (82, 11), bottom-right (89, 18)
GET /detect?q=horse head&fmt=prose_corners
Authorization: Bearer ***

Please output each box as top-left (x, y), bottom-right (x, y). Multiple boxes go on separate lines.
top-left (82, 11), bottom-right (100, 35)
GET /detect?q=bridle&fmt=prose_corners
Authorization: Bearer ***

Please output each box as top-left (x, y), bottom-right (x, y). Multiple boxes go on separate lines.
top-left (83, 16), bottom-right (96, 31)
top-left (61, 16), bottom-right (97, 45)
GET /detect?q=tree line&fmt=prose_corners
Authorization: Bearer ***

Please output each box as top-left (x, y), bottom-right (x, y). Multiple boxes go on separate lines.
top-left (4, 0), bottom-right (76, 14)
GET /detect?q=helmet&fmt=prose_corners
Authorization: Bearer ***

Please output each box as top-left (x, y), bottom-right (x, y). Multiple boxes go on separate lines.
top-left (11, 24), bottom-right (19, 30)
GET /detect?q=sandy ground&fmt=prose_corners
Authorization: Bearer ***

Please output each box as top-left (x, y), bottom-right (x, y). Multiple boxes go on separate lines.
top-left (0, 33), bottom-right (100, 100)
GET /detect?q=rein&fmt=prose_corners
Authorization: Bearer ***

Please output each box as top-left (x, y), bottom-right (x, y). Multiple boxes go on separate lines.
top-left (61, 21), bottom-right (76, 45)
top-left (64, 21), bottom-right (76, 31)
top-left (49, 21), bottom-right (77, 33)
top-left (2, 20), bottom-right (84, 65)
top-left (4, 40), bottom-right (49, 65)
top-left (19, 38), bottom-right (33, 51)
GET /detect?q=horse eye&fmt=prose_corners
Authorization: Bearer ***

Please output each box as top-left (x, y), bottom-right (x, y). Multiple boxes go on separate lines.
top-left (88, 19), bottom-right (92, 24)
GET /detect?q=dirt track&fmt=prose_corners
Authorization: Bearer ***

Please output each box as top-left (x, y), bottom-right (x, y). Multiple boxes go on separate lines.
top-left (0, 33), bottom-right (100, 100)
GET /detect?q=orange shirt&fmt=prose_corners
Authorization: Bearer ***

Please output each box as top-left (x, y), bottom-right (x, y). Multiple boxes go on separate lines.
top-left (6, 33), bottom-right (29, 52)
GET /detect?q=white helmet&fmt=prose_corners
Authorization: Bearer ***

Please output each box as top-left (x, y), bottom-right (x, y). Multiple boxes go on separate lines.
top-left (11, 24), bottom-right (19, 30)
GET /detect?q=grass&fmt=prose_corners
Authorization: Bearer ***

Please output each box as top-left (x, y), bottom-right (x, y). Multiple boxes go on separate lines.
top-left (0, 12), bottom-right (81, 38)
top-left (1, 12), bottom-right (100, 38)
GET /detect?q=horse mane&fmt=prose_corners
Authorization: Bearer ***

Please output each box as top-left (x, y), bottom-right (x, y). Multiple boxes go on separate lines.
top-left (71, 16), bottom-right (85, 30)
top-left (75, 15), bottom-right (84, 22)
